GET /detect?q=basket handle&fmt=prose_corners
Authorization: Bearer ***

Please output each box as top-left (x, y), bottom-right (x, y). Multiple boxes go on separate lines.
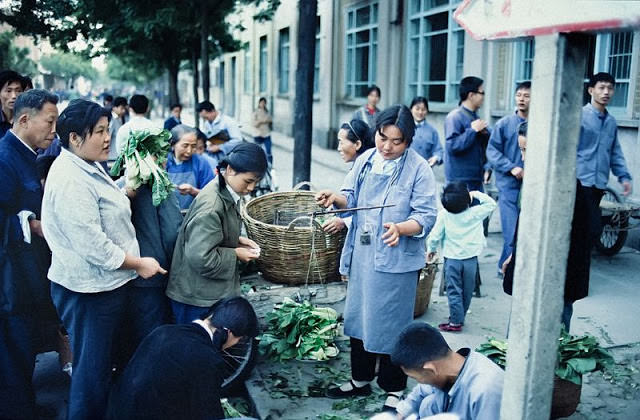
top-left (285, 215), bottom-right (324, 232)
top-left (293, 181), bottom-right (316, 191)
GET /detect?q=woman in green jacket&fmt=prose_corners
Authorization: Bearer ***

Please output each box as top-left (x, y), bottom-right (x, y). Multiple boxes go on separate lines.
top-left (166, 143), bottom-right (267, 324)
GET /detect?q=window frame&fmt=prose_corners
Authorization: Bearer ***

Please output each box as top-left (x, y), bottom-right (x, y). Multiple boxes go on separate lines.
top-left (278, 27), bottom-right (290, 95)
top-left (259, 35), bottom-right (268, 94)
top-left (344, 1), bottom-right (378, 99)
top-left (404, 0), bottom-right (464, 105)
top-left (244, 47), bottom-right (251, 94)
top-left (314, 16), bottom-right (321, 95)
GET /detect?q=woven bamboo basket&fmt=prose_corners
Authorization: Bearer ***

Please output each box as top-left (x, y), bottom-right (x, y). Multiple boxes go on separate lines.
top-left (414, 263), bottom-right (438, 317)
top-left (241, 189), bottom-right (346, 285)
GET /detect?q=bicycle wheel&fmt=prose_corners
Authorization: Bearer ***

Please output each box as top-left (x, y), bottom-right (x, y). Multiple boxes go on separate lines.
top-left (220, 337), bottom-right (258, 392)
top-left (596, 189), bottom-right (628, 256)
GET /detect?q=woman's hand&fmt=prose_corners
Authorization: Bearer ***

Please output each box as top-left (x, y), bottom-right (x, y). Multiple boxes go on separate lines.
top-left (236, 247), bottom-right (259, 262)
top-left (427, 156), bottom-right (439, 167)
top-left (382, 222), bottom-right (400, 247)
top-left (501, 254), bottom-right (512, 276)
top-left (315, 190), bottom-right (347, 209)
top-left (136, 257), bottom-right (167, 279)
top-left (238, 236), bottom-right (259, 249)
top-left (427, 251), bottom-right (437, 264)
top-left (177, 183), bottom-right (199, 196)
top-left (322, 217), bottom-right (345, 234)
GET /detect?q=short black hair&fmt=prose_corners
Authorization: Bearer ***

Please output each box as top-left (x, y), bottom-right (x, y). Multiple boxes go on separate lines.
top-left (588, 72), bottom-right (615, 88)
top-left (13, 89), bottom-right (59, 119)
top-left (340, 119), bottom-right (374, 151)
top-left (441, 182), bottom-right (470, 214)
top-left (129, 94), bottom-right (149, 114)
top-left (374, 104), bottom-right (415, 146)
top-left (21, 75), bottom-right (33, 90)
top-left (459, 76), bottom-right (484, 102)
top-left (517, 121), bottom-right (528, 137)
top-left (366, 85), bottom-right (381, 97)
top-left (202, 296), bottom-right (259, 338)
top-left (170, 103), bottom-right (182, 110)
top-left (390, 322), bottom-right (451, 369)
top-left (0, 70), bottom-right (24, 91)
top-left (217, 142), bottom-right (268, 191)
top-left (36, 155), bottom-right (57, 180)
top-left (113, 96), bottom-right (127, 107)
top-left (57, 99), bottom-right (111, 148)
top-left (409, 96), bottom-right (429, 113)
top-left (196, 100), bottom-right (215, 113)
top-left (515, 81), bottom-right (531, 92)
top-left (103, 94), bottom-right (113, 103)
top-left (195, 128), bottom-right (208, 142)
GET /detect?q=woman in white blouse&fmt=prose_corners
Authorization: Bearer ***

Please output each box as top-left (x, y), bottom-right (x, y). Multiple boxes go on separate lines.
top-left (41, 99), bottom-right (165, 419)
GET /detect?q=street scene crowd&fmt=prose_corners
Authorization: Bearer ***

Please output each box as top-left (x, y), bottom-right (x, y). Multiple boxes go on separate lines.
top-left (0, 61), bottom-right (634, 420)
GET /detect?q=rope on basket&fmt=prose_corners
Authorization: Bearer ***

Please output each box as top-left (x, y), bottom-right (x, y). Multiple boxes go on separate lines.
top-left (285, 214), bottom-right (327, 300)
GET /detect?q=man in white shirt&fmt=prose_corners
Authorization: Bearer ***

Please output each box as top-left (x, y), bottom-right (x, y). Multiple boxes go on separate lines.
top-left (115, 94), bottom-right (159, 155)
top-left (196, 101), bottom-right (243, 155)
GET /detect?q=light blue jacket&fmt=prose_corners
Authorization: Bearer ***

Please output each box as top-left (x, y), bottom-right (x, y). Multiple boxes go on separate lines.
top-left (339, 148), bottom-right (437, 274)
top-left (411, 121), bottom-right (444, 165)
top-left (427, 191), bottom-right (496, 260)
top-left (396, 350), bottom-right (504, 420)
top-left (486, 112), bottom-right (525, 192)
top-left (42, 148), bottom-right (139, 293)
top-left (577, 103), bottom-right (631, 189)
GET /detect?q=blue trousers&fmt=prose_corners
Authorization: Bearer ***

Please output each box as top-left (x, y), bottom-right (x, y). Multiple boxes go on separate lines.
top-left (498, 188), bottom-right (520, 268)
top-left (51, 281), bottom-right (130, 420)
top-left (444, 257), bottom-right (478, 325)
top-left (0, 314), bottom-right (36, 419)
top-left (254, 135), bottom-right (273, 164)
top-left (170, 299), bottom-right (208, 324)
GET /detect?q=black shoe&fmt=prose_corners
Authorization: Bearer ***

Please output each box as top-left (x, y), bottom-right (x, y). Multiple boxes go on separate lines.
top-left (381, 393), bottom-right (401, 412)
top-left (326, 381), bottom-right (372, 399)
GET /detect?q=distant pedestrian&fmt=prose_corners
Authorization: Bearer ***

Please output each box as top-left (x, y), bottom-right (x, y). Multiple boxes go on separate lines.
top-left (252, 97), bottom-right (273, 164)
top-left (115, 94), bottom-right (159, 155)
top-left (561, 72), bottom-right (633, 330)
top-left (409, 96), bottom-right (443, 167)
top-left (103, 93), bottom-right (113, 110)
top-left (109, 96), bottom-right (128, 163)
top-left (164, 103), bottom-right (182, 131)
top-left (352, 85), bottom-right (381, 127)
top-left (427, 183), bottom-right (496, 332)
top-left (166, 124), bottom-right (215, 210)
top-left (194, 128), bottom-right (220, 171)
top-left (486, 81), bottom-right (530, 272)
top-left (0, 70), bottom-right (26, 138)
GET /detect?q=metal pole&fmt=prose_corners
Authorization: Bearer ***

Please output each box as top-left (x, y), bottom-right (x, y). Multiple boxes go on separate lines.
top-left (500, 32), bottom-right (588, 420)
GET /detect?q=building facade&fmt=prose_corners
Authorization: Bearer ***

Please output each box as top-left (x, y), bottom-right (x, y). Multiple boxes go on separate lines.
top-left (201, 0), bottom-right (639, 206)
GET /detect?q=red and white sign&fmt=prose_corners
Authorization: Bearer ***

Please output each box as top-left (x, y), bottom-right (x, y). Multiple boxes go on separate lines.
top-left (455, 0), bottom-right (640, 40)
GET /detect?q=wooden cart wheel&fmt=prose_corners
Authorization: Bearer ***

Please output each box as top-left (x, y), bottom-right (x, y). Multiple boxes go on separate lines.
top-left (595, 188), bottom-right (628, 256)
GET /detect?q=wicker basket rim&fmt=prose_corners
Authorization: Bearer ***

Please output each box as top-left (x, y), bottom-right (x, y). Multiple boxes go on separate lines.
top-left (241, 190), bottom-right (326, 232)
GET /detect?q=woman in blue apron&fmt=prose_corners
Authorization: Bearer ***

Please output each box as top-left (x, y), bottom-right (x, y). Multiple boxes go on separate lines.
top-left (316, 105), bottom-right (437, 412)
top-left (166, 124), bottom-right (215, 210)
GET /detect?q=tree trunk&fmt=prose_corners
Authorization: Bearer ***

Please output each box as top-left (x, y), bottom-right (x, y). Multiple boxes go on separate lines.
top-left (292, 0), bottom-right (318, 187)
top-left (192, 40), bottom-right (200, 129)
top-left (167, 61), bottom-right (180, 106)
top-left (200, 1), bottom-right (210, 101)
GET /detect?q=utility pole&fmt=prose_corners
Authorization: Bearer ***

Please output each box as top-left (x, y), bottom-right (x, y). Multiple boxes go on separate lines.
top-left (200, 1), bottom-right (210, 102)
top-left (292, 0), bottom-right (317, 187)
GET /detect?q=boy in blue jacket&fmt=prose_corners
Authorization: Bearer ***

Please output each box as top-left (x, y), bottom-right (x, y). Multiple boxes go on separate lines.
top-left (427, 183), bottom-right (496, 332)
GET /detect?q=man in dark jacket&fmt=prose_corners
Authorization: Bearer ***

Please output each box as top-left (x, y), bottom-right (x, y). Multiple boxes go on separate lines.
top-left (107, 296), bottom-right (259, 420)
top-left (0, 89), bottom-right (58, 419)
top-left (0, 70), bottom-right (26, 138)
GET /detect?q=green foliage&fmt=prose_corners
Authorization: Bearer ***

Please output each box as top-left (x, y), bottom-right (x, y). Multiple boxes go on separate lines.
top-left (0, 32), bottom-right (37, 76)
top-left (477, 329), bottom-right (614, 385)
top-left (40, 52), bottom-right (95, 80)
top-left (110, 128), bottom-right (175, 206)
top-left (259, 297), bottom-right (340, 362)
top-left (106, 56), bottom-right (158, 85)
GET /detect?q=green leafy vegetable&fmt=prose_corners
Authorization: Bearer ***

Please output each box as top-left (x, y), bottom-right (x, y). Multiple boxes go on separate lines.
top-left (259, 297), bottom-right (339, 361)
top-left (476, 329), bottom-right (614, 385)
top-left (110, 128), bottom-right (175, 206)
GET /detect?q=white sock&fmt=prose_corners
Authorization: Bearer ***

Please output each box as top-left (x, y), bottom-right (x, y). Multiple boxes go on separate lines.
top-left (385, 391), bottom-right (403, 408)
top-left (339, 379), bottom-right (370, 391)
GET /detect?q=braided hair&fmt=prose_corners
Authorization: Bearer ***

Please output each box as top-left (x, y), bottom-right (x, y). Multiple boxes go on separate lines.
top-left (216, 142), bottom-right (268, 191)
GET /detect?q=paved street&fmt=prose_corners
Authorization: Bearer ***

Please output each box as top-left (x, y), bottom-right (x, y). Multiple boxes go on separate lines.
top-left (32, 131), bottom-right (640, 419)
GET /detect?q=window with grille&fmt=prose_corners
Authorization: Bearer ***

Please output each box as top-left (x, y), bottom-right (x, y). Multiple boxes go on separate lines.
top-left (406, 0), bottom-right (464, 104)
top-left (314, 16), bottom-right (321, 94)
top-left (244, 48), bottom-right (251, 94)
top-left (345, 2), bottom-right (378, 98)
top-left (278, 28), bottom-right (290, 94)
top-left (259, 36), bottom-right (268, 93)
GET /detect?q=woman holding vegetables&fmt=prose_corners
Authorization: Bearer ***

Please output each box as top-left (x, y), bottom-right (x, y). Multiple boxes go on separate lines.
top-left (41, 99), bottom-right (167, 419)
top-left (315, 105), bottom-right (437, 412)
top-left (166, 124), bottom-right (215, 210)
top-left (166, 142), bottom-right (268, 324)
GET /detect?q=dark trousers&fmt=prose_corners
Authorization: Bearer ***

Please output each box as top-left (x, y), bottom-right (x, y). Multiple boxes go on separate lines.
top-left (170, 299), bottom-right (208, 324)
top-left (51, 281), bottom-right (130, 420)
top-left (254, 136), bottom-right (273, 164)
top-left (350, 337), bottom-right (406, 392)
top-left (0, 314), bottom-right (36, 419)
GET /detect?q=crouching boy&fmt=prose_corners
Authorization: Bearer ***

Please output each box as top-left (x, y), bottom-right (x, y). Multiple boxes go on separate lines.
top-left (427, 183), bottom-right (496, 332)
top-left (390, 322), bottom-right (504, 419)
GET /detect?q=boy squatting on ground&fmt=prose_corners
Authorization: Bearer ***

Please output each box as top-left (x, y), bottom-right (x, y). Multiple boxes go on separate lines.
top-left (426, 184), bottom-right (496, 332)
top-left (389, 322), bottom-right (504, 420)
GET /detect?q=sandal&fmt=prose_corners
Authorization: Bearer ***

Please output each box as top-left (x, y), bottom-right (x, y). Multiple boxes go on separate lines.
top-left (438, 322), bottom-right (462, 332)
